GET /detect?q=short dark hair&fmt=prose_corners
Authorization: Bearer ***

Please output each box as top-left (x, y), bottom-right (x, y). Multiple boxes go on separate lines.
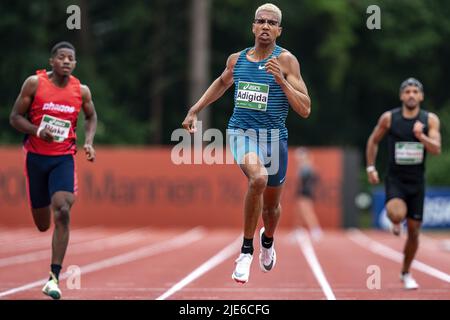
top-left (51, 41), bottom-right (76, 57)
top-left (400, 77), bottom-right (423, 93)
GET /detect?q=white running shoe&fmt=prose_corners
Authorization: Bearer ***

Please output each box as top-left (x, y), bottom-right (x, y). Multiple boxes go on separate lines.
top-left (391, 223), bottom-right (401, 236)
top-left (232, 253), bottom-right (253, 284)
top-left (400, 273), bottom-right (419, 290)
top-left (259, 227), bottom-right (277, 273)
top-left (42, 272), bottom-right (62, 300)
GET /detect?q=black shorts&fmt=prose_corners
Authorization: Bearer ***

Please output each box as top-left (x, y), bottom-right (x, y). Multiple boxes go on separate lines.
top-left (25, 152), bottom-right (77, 209)
top-left (384, 175), bottom-right (425, 221)
top-left (296, 188), bottom-right (314, 200)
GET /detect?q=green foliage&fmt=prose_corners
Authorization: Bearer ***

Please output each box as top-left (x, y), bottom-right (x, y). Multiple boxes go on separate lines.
top-left (426, 101), bottom-right (450, 185)
top-left (427, 150), bottom-right (450, 186)
top-left (0, 0), bottom-right (449, 183)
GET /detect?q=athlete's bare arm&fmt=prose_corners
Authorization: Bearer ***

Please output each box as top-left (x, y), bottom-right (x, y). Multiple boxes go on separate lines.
top-left (9, 76), bottom-right (54, 142)
top-left (182, 52), bottom-right (239, 133)
top-left (266, 51), bottom-right (311, 118)
top-left (366, 111), bottom-right (391, 184)
top-left (413, 113), bottom-right (441, 155)
top-left (81, 85), bottom-right (97, 162)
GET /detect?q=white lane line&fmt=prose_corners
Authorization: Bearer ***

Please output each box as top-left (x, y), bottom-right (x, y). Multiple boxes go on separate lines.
top-left (294, 228), bottom-right (336, 300)
top-left (347, 229), bottom-right (450, 283)
top-left (420, 233), bottom-right (450, 253)
top-left (0, 228), bottom-right (151, 268)
top-left (0, 227), bottom-right (108, 254)
top-left (156, 235), bottom-right (241, 300)
top-left (0, 229), bottom-right (41, 243)
top-left (0, 227), bottom-right (205, 298)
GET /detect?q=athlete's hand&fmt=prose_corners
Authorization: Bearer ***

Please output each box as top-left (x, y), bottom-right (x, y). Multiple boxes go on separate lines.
top-left (265, 57), bottom-right (285, 85)
top-left (367, 170), bottom-right (380, 185)
top-left (182, 111), bottom-right (198, 133)
top-left (413, 121), bottom-right (424, 140)
top-left (38, 127), bottom-right (54, 143)
top-left (84, 144), bottom-right (95, 162)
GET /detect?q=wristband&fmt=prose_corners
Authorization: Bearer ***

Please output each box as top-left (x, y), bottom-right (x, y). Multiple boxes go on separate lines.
top-left (366, 165), bottom-right (376, 173)
top-left (36, 127), bottom-right (44, 138)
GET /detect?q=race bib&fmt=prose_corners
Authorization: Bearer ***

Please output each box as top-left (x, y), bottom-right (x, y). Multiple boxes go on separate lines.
top-left (395, 142), bottom-right (424, 165)
top-left (38, 114), bottom-right (71, 143)
top-left (236, 81), bottom-right (269, 111)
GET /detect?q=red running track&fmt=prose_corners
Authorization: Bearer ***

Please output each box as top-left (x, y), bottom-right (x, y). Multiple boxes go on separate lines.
top-left (0, 226), bottom-right (449, 300)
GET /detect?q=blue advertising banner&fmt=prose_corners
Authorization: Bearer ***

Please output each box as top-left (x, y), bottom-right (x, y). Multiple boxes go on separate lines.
top-left (372, 187), bottom-right (450, 229)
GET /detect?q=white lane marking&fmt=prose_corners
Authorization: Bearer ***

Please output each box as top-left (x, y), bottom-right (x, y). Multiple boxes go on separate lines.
top-left (347, 229), bottom-right (450, 283)
top-left (156, 236), bottom-right (241, 300)
top-left (0, 227), bottom-right (205, 298)
top-left (0, 228), bottom-right (151, 267)
top-left (294, 228), bottom-right (336, 300)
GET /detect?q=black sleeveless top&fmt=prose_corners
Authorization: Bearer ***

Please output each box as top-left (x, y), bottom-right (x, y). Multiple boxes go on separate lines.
top-left (297, 166), bottom-right (318, 196)
top-left (387, 107), bottom-right (428, 182)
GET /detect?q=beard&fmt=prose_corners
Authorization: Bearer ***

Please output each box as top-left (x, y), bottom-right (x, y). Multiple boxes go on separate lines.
top-left (404, 99), bottom-right (418, 110)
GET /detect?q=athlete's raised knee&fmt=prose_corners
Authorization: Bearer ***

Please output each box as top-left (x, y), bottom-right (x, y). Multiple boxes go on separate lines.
top-left (387, 210), bottom-right (405, 224)
top-left (36, 224), bottom-right (50, 232)
top-left (31, 208), bottom-right (51, 232)
top-left (36, 223), bottom-right (50, 232)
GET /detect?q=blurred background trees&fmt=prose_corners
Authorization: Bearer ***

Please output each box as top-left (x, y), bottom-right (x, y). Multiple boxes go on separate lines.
top-left (0, 0), bottom-right (448, 183)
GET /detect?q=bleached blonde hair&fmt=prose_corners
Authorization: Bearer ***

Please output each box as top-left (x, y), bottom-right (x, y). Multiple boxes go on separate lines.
top-left (255, 3), bottom-right (282, 24)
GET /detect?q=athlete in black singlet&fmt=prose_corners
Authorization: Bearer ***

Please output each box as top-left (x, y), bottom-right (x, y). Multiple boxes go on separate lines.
top-left (366, 78), bottom-right (441, 290)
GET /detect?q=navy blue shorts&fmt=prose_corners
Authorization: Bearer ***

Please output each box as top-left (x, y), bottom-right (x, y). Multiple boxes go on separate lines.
top-left (25, 152), bottom-right (77, 209)
top-left (228, 132), bottom-right (288, 187)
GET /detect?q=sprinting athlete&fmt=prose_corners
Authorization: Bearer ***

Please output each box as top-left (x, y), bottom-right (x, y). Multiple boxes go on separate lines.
top-left (366, 78), bottom-right (441, 290)
top-left (182, 3), bottom-right (311, 284)
top-left (9, 41), bottom-right (97, 299)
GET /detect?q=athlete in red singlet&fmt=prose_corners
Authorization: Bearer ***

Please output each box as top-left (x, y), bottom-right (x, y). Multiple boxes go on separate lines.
top-left (9, 41), bottom-right (97, 299)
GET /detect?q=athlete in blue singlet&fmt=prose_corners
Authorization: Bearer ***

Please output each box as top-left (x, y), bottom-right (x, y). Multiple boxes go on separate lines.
top-left (182, 3), bottom-right (311, 284)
